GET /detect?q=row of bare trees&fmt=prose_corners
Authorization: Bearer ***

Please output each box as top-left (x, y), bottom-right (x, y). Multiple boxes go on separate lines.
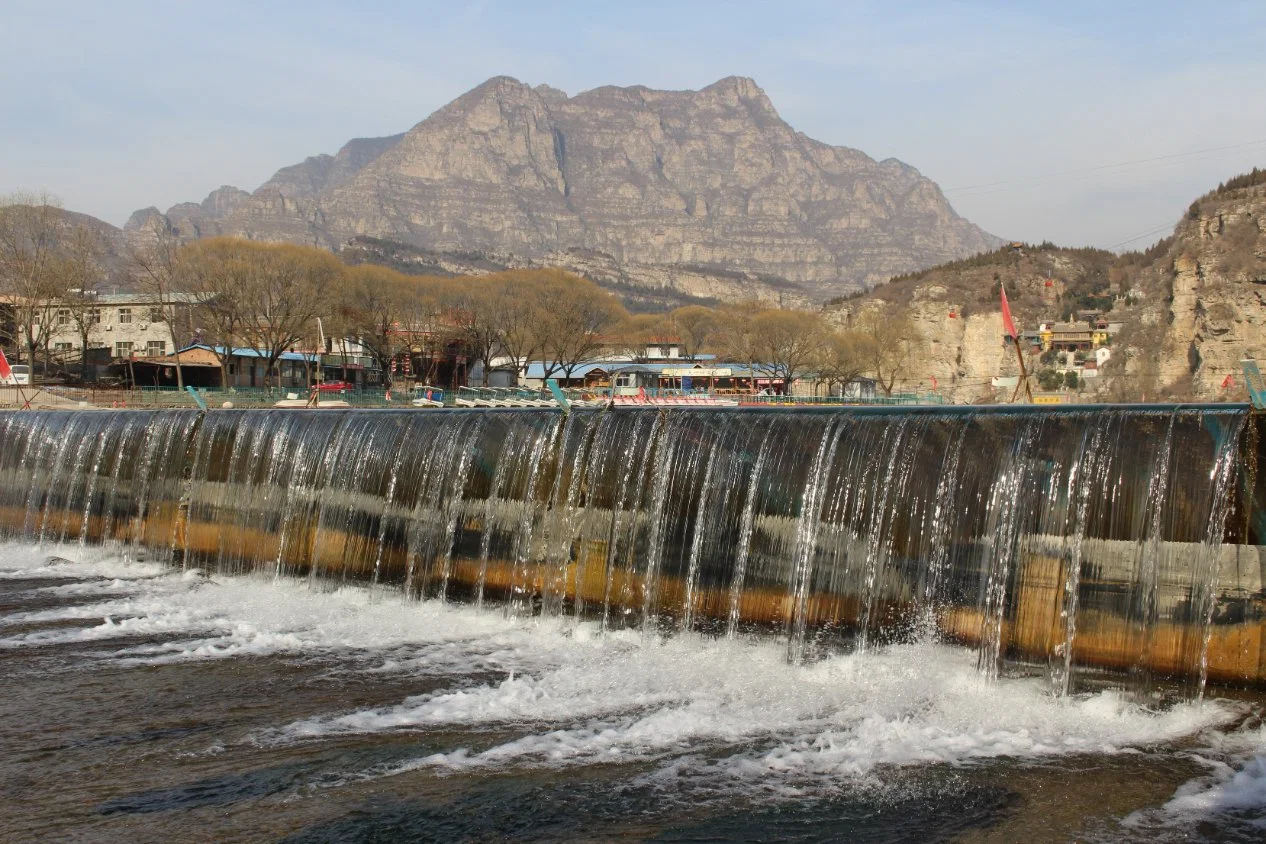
top-left (157, 236), bottom-right (634, 389)
top-left (172, 237), bottom-right (924, 393)
top-left (629, 302), bottom-right (922, 395)
top-left (2, 195), bottom-right (923, 393)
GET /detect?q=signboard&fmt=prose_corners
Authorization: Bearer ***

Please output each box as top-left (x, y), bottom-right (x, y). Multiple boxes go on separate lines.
top-left (661, 367), bottom-right (731, 377)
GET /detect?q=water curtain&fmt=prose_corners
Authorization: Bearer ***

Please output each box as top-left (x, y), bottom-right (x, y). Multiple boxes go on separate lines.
top-left (1, 405), bottom-right (1262, 695)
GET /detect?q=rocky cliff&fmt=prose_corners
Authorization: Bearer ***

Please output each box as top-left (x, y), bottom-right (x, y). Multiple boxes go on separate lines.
top-left (1151, 179), bottom-right (1266, 399)
top-left (341, 237), bottom-right (815, 312)
top-left (828, 171), bottom-right (1266, 403)
top-left (827, 245), bottom-right (1118, 402)
top-left (126, 75), bottom-right (1000, 300)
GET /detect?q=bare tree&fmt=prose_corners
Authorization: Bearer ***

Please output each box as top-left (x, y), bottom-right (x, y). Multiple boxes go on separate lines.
top-left (487, 271), bottom-right (545, 385)
top-left (750, 309), bottom-right (827, 390)
top-left (341, 264), bottom-right (433, 390)
top-left (55, 225), bottom-right (106, 379)
top-left (814, 329), bottom-right (875, 397)
top-left (441, 278), bottom-right (502, 386)
top-left (854, 303), bottom-right (923, 396)
top-left (237, 243), bottom-right (340, 387)
top-left (131, 217), bottom-right (189, 388)
top-left (534, 272), bottom-right (627, 382)
top-left (0, 193), bottom-right (65, 369)
top-left (399, 283), bottom-right (450, 386)
top-left (177, 238), bottom-right (254, 387)
top-left (713, 301), bottom-right (764, 393)
top-left (669, 305), bottom-right (717, 360)
top-left (617, 311), bottom-right (674, 359)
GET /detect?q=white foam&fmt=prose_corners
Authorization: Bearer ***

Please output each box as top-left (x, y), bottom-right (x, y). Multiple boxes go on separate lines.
top-left (0, 541), bottom-right (167, 580)
top-left (1124, 723), bottom-right (1266, 833)
top-left (314, 639), bottom-right (1237, 789)
top-left (0, 542), bottom-right (550, 671)
top-left (1, 542), bottom-right (1252, 798)
top-left (1165, 754), bottom-right (1266, 819)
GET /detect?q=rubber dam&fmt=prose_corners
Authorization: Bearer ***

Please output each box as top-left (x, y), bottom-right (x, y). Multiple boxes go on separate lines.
top-left (2, 405), bottom-right (1264, 696)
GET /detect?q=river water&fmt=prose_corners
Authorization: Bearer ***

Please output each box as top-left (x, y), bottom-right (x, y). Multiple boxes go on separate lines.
top-left (3, 542), bottom-right (1265, 842)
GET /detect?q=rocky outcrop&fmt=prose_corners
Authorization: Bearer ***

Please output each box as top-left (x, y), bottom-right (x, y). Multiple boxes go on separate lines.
top-left (827, 244), bottom-right (1119, 402)
top-left (122, 134), bottom-right (404, 244)
top-left (342, 237), bottom-right (814, 311)
top-left (128, 75), bottom-right (1000, 299)
top-left (826, 176), bottom-right (1266, 403)
top-left (1154, 184), bottom-right (1266, 399)
top-left (258, 134), bottom-right (405, 199)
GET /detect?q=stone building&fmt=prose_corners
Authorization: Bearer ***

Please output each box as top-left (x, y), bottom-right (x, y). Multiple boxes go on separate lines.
top-left (36, 293), bottom-right (199, 363)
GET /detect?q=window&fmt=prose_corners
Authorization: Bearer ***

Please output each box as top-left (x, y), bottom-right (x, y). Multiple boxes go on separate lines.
top-left (149, 307), bottom-right (164, 323)
top-left (146, 340), bottom-right (166, 357)
top-left (118, 308), bottom-right (132, 325)
top-left (114, 341), bottom-right (133, 358)
top-left (54, 342), bottom-right (73, 355)
top-left (88, 308), bottom-right (101, 325)
top-left (56, 309), bottom-right (71, 327)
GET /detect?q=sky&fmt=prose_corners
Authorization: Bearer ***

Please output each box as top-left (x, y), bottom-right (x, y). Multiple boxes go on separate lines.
top-left (3, 0), bottom-right (1265, 250)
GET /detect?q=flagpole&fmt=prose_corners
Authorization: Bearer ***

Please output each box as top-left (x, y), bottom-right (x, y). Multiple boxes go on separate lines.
top-left (1000, 286), bottom-right (1032, 404)
top-left (1010, 340), bottom-right (1033, 403)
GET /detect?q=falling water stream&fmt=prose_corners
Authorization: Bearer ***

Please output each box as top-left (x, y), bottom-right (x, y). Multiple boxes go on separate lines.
top-left (2, 405), bottom-right (1265, 841)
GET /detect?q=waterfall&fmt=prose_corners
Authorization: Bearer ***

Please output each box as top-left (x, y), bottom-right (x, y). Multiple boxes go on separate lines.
top-left (0, 405), bottom-right (1261, 696)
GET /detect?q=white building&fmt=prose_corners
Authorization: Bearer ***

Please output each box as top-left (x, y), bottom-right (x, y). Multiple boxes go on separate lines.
top-left (36, 293), bottom-right (198, 362)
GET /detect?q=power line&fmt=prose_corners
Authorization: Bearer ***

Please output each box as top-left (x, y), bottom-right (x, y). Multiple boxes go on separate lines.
top-left (1106, 222), bottom-right (1178, 250)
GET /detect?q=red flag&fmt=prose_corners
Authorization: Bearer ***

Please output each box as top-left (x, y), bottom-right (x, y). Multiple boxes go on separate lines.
top-left (0, 348), bottom-right (11, 382)
top-left (1000, 286), bottom-right (1018, 340)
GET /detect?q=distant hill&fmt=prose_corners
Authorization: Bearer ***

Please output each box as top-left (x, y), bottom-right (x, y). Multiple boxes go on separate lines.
top-left (125, 75), bottom-right (1001, 301)
top-left (829, 169), bottom-right (1266, 403)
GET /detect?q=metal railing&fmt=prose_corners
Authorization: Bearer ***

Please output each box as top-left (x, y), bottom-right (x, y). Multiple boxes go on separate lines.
top-left (29, 383), bottom-right (947, 410)
top-left (739, 392), bottom-right (946, 407)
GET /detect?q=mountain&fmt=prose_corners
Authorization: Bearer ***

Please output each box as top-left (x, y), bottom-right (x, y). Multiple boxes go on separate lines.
top-left (828, 169), bottom-right (1266, 403)
top-left (1147, 171), bottom-right (1266, 399)
top-left (340, 236), bottom-right (815, 312)
top-left (126, 75), bottom-right (1001, 300)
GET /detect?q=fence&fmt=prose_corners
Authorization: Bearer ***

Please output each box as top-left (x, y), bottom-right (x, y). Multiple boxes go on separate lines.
top-left (27, 384), bottom-right (947, 410)
top-left (739, 392), bottom-right (946, 407)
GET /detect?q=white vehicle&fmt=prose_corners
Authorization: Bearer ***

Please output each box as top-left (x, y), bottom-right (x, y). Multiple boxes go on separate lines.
top-left (3, 365), bottom-right (30, 386)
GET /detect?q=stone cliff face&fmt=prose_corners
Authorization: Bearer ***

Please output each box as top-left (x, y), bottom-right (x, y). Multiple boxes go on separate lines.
top-left (828, 177), bottom-right (1266, 403)
top-left (126, 75), bottom-right (1000, 300)
top-left (1153, 183), bottom-right (1266, 399)
top-left (827, 246), bottom-right (1118, 402)
top-left (341, 237), bottom-right (815, 312)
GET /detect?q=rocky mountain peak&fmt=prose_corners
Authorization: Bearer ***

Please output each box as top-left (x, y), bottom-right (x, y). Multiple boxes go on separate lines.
top-left (701, 75), bottom-right (774, 109)
top-left (126, 75), bottom-right (1002, 298)
top-left (124, 206), bottom-right (164, 232)
top-left (199, 185), bottom-right (251, 217)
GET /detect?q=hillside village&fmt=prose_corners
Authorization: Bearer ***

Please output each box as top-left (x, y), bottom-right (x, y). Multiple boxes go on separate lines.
top-left (827, 169), bottom-right (1265, 404)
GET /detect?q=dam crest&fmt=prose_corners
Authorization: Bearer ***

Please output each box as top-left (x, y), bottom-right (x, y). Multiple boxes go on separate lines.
top-left (1, 405), bottom-right (1263, 696)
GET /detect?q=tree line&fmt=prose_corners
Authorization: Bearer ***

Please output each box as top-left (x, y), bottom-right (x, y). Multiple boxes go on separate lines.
top-left (1, 196), bottom-right (923, 393)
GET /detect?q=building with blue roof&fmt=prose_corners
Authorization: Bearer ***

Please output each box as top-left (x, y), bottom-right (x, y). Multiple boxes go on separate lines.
top-left (129, 343), bottom-right (382, 390)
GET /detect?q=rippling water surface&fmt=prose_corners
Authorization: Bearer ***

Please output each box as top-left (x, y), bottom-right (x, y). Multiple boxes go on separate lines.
top-left (3, 543), bottom-right (1264, 842)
